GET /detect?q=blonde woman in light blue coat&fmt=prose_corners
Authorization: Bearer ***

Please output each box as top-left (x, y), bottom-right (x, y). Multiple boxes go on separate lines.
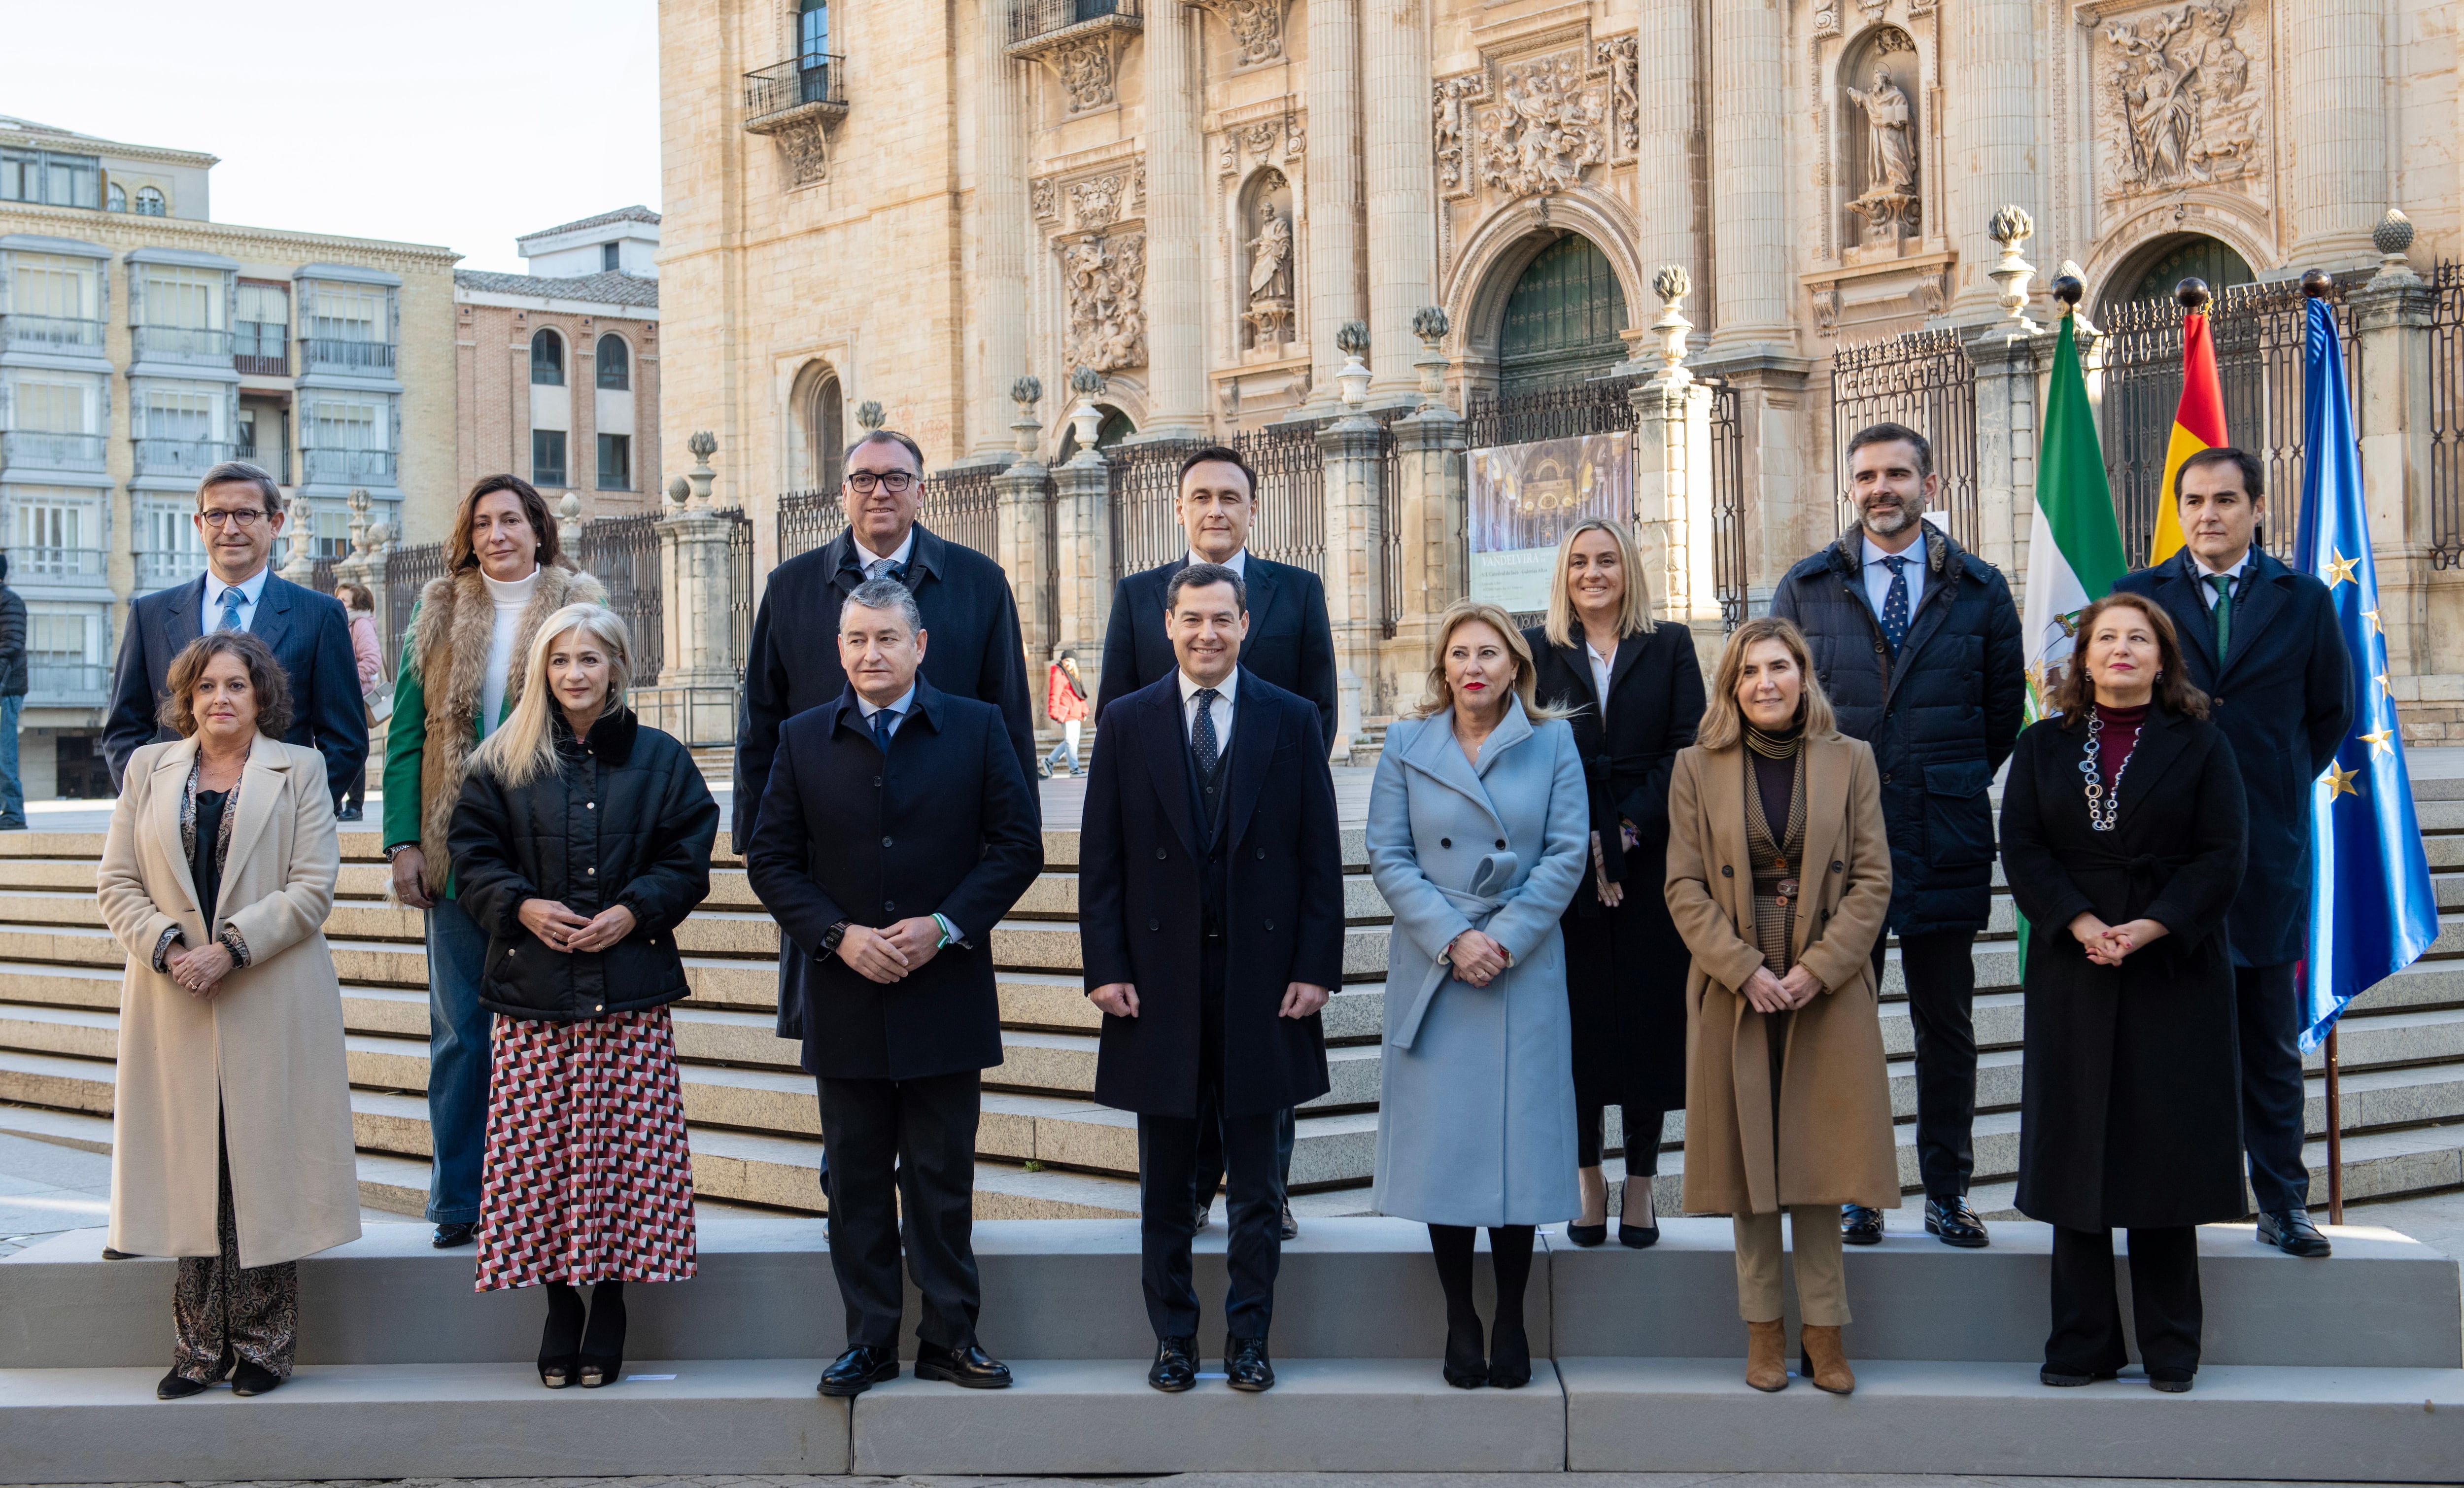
top-left (1369, 599), bottom-right (1589, 1392)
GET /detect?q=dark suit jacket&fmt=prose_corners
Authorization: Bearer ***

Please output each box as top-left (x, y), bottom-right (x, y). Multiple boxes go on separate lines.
top-left (744, 677), bottom-right (1043, 1081)
top-left (1096, 555), bottom-right (1339, 754)
top-left (2113, 548), bottom-right (2353, 966)
top-left (1079, 670), bottom-right (1339, 1119)
top-left (736, 523), bottom-right (1034, 846)
top-left (102, 571), bottom-right (367, 803)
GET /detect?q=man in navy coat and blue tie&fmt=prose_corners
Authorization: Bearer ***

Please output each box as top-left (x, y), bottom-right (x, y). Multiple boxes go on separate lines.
top-left (1080, 562), bottom-right (1342, 1395)
top-left (101, 462), bottom-right (366, 804)
top-left (2114, 446), bottom-right (2351, 1259)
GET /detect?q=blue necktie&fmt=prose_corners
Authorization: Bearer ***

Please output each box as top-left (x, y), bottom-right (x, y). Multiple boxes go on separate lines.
top-left (1879, 555), bottom-right (1911, 655)
top-left (871, 707), bottom-right (897, 754)
top-left (1191, 689), bottom-right (1221, 776)
top-left (216, 587), bottom-right (245, 633)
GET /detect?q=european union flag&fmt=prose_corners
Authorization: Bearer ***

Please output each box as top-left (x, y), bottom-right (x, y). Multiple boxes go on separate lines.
top-left (2290, 290), bottom-right (2439, 1051)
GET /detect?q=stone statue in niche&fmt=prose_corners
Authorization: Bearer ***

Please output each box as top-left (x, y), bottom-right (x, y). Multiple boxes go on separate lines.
top-left (2100, 0), bottom-right (2261, 195)
top-left (1842, 42), bottom-right (1920, 246)
top-left (1847, 68), bottom-right (1916, 196)
top-left (1240, 181), bottom-right (1297, 351)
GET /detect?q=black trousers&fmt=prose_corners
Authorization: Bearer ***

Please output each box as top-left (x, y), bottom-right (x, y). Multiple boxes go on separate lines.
top-left (2236, 961), bottom-right (2311, 1213)
top-left (817, 1069), bottom-right (982, 1351)
top-left (2047, 1225), bottom-right (2203, 1381)
top-left (1192, 1105), bottom-right (1296, 1212)
top-left (1576, 1104), bottom-right (1666, 1176)
top-left (1873, 929), bottom-right (1979, 1201)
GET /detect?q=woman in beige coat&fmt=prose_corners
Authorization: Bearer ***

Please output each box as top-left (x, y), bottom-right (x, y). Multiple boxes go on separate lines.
top-left (1665, 617), bottom-right (1894, 1396)
top-left (100, 630), bottom-right (359, 1401)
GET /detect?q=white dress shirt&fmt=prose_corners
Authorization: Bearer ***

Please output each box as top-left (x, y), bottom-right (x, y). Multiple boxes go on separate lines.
top-left (1184, 547), bottom-right (1248, 579)
top-left (853, 528), bottom-right (916, 578)
top-left (2191, 549), bottom-right (2253, 609)
top-left (1178, 666), bottom-right (1237, 752)
top-left (1860, 533), bottom-right (1926, 618)
top-left (200, 565), bottom-right (271, 637)
top-left (1585, 638), bottom-right (1615, 706)
top-left (855, 684), bottom-right (917, 739)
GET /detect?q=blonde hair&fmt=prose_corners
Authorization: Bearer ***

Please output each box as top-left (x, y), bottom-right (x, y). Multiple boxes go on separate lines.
top-left (1695, 616), bottom-right (1837, 750)
top-left (1408, 599), bottom-right (1574, 722)
top-left (1543, 519), bottom-right (1652, 649)
top-left (471, 603), bottom-right (635, 789)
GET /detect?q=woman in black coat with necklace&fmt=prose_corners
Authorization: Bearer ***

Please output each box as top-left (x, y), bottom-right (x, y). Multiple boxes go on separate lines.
top-left (1999, 592), bottom-right (2247, 1394)
top-left (1525, 520), bottom-right (1705, 1247)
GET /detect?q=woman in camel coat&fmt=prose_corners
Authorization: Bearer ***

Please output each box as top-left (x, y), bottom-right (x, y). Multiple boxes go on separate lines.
top-left (1665, 617), bottom-right (1895, 1396)
top-left (100, 630), bottom-right (358, 1400)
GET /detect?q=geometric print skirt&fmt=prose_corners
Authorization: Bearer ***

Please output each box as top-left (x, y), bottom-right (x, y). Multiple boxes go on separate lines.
top-left (473, 1006), bottom-right (698, 1292)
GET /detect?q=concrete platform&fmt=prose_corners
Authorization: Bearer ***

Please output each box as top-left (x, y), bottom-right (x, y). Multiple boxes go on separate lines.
top-left (1557, 1356), bottom-right (2464, 1481)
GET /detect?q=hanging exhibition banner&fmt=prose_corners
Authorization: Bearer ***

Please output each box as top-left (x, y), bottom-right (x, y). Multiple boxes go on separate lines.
top-left (1466, 432), bottom-right (1634, 613)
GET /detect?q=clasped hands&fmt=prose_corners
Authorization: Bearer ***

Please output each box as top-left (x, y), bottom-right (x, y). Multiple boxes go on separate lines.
top-left (519, 898), bottom-right (638, 955)
top-left (833, 917), bottom-right (951, 985)
top-left (1445, 929), bottom-right (1511, 988)
top-left (1740, 963), bottom-right (1824, 1014)
top-left (2068, 912), bottom-right (2170, 967)
top-left (1087, 980), bottom-right (1331, 1020)
top-left (166, 939), bottom-right (234, 999)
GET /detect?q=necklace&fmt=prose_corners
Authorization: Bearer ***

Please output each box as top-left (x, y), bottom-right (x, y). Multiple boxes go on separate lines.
top-left (2080, 711), bottom-right (2138, 832)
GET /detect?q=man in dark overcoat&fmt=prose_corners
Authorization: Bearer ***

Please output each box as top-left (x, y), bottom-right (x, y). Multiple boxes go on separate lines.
top-left (1080, 562), bottom-right (1342, 1395)
top-left (745, 578), bottom-right (1043, 1398)
top-left (1097, 443), bottom-right (1338, 1241)
top-left (1772, 421), bottom-right (2023, 1248)
top-left (2114, 446), bottom-right (2352, 1258)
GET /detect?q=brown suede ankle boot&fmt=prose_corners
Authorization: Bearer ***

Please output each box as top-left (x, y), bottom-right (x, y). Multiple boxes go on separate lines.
top-left (1799, 1323), bottom-right (1854, 1394)
top-left (1745, 1319), bottom-right (1788, 1391)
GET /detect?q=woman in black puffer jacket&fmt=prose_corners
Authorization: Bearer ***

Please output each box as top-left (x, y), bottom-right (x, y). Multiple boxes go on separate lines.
top-left (448, 602), bottom-right (718, 1392)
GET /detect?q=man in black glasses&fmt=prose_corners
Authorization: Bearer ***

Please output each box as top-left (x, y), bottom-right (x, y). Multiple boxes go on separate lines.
top-left (102, 461), bottom-right (366, 804)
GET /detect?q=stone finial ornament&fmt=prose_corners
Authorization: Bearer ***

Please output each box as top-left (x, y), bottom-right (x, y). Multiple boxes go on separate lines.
top-left (1649, 265), bottom-right (1693, 379)
top-left (1412, 305), bottom-right (1450, 347)
top-left (556, 490), bottom-right (584, 550)
top-left (688, 429), bottom-right (718, 462)
top-left (1652, 264), bottom-right (1691, 305)
top-left (1987, 204), bottom-right (2034, 248)
top-left (1011, 374), bottom-right (1043, 408)
top-left (854, 402), bottom-right (886, 432)
top-left (1011, 375), bottom-right (1044, 460)
top-left (1335, 318), bottom-right (1370, 357)
top-left (667, 476), bottom-right (690, 509)
top-left (1068, 365), bottom-right (1106, 398)
top-left (1411, 307), bottom-right (1451, 409)
top-left (1987, 207), bottom-right (2037, 324)
top-left (2374, 208), bottom-right (2415, 260)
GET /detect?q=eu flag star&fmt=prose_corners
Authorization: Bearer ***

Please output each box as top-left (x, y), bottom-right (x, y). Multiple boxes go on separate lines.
top-left (2362, 608), bottom-right (2385, 635)
top-left (2324, 551), bottom-right (2360, 588)
top-left (2322, 761), bottom-right (2362, 801)
top-left (2360, 727), bottom-right (2396, 760)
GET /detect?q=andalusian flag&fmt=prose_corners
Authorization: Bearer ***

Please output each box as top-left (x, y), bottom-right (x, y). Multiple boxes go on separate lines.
top-left (2016, 305), bottom-right (2129, 970)
top-left (2149, 296), bottom-right (2229, 563)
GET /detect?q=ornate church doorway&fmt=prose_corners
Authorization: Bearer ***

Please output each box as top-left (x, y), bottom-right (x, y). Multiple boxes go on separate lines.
top-left (1495, 233), bottom-right (1628, 395)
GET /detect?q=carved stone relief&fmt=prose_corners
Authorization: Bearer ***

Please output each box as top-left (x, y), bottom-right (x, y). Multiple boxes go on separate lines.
top-left (1477, 52), bottom-right (1610, 199)
top-left (1242, 120), bottom-right (1280, 157)
top-left (1594, 35), bottom-right (1639, 157)
top-left (2095, 0), bottom-right (2262, 198)
top-left (776, 117), bottom-right (830, 187)
top-left (1062, 233), bottom-right (1148, 374)
top-left (1054, 36), bottom-right (1116, 113)
top-left (1071, 174), bottom-right (1127, 231)
top-left (1031, 177), bottom-right (1059, 221)
top-left (1283, 124), bottom-right (1304, 159)
top-left (1188, 0), bottom-right (1284, 66)
top-left (1433, 75), bottom-right (1483, 198)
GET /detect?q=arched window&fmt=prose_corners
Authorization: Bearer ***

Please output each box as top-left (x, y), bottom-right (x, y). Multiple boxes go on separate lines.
top-left (134, 186), bottom-right (166, 216)
top-left (1496, 234), bottom-right (1628, 394)
top-left (800, 369), bottom-right (844, 492)
top-left (596, 334), bottom-right (630, 390)
top-left (799, 0), bottom-right (828, 63)
top-left (531, 328), bottom-right (564, 386)
top-left (106, 182), bottom-right (126, 212)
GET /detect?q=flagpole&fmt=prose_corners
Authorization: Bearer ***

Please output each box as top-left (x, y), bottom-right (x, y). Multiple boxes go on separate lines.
top-left (2325, 1025), bottom-right (2344, 1225)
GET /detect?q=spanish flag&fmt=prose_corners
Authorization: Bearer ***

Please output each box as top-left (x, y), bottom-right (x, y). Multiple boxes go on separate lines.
top-left (2149, 304), bottom-right (2229, 564)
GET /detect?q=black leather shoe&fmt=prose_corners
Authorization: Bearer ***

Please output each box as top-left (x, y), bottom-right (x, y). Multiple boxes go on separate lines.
top-left (1840, 1203), bottom-right (1884, 1245)
top-left (230, 1360), bottom-right (282, 1397)
top-left (154, 1370), bottom-right (208, 1400)
top-left (817, 1344), bottom-right (900, 1397)
top-left (101, 1246), bottom-right (134, 1260)
top-left (2149, 1373), bottom-right (2194, 1393)
top-left (431, 1221), bottom-right (475, 1249)
top-left (1148, 1335), bottom-right (1198, 1392)
top-left (1563, 1221), bottom-right (1607, 1247)
top-left (1925, 1196), bottom-right (1990, 1248)
top-left (2040, 1367), bottom-right (2118, 1387)
top-left (1225, 1335), bottom-right (1275, 1392)
top-left (1278, 1203), bottom-right (1300, 1242)
top-left (915, 1341), bottom-right (1013, 1389)
top-left (2258, 1208), bottom-right (2333, 1258)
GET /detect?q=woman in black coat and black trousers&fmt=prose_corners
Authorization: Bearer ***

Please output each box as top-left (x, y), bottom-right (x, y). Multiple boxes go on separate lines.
top-left (449, 602), bottom-right (719, 1391)
top-left (1524, 520), bottom-right (1705, 1247)
top-left (1999, 592), bottom-right (2247, 1395)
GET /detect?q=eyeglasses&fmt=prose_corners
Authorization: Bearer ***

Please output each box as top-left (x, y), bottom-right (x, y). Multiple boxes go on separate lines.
top-left (197, 509), bottom-right (271, 530)
top-left (846, 471), bottom-right (917, 494)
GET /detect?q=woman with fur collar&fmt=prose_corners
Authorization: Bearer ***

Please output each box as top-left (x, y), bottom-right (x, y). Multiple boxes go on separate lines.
top-left (380, 475), bottom-right (605, 1250)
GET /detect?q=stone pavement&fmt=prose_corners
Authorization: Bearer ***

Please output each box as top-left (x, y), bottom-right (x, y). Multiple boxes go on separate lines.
top-left (0, 1475), bottom-right (2421, 1488)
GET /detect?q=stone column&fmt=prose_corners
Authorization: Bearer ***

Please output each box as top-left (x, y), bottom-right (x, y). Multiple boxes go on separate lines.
top-left (1960, 209), bottom-right (2043, 582)
top-left (1140, 1), bottom-right (1208, 437)
top-left (1053, 401), bottom-right (1117, 698)
top-left (1626, 272), bottom-right (1722, 664)
top-left (993, 378), bottom-right (1058, 674)
top-left (1361, 0), bottom-right (1434, 404)
top-left (653, 433), bottom-right (741, 746)
top-left (1387, 400), bottom-right (1467, 666)
top-left (1707, 0), bottom-right (1790, 349)
top-left (2348, 234), bottom-right (2441, 695)
top-left (1316, 402), bottom-right (1384, 760)
top-left (2288, 0), bottom-right (2391, 265)
top-left (1942, 0), bottom-right (2038, 318)
top-left (1303, 0), bottom-right (1365, 414)
top-left (972, 0), bottom-right (1032, 460)
top-left (1633, 0), bottom-right (1701, 295)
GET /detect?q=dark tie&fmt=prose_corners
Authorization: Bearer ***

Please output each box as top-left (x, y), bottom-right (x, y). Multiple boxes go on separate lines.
top-left (871, 707), bottom-right (897, 754)
top-left (2206, 573), bottom-right (2235, 659)
top-left (868, 557), bottom-right (910, 586)
top-left (1191, 688), bottom-right (1221, 776)
top-left (1879, 555), bottom-right (1911, 654)
top-left (216, 587), bottom-right (245, 633)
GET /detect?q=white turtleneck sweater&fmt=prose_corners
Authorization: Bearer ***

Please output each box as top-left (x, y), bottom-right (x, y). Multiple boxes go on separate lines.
top-left (479, 566), bottom-right (540, 737)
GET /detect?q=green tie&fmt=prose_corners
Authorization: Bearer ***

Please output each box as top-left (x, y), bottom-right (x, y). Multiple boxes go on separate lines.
top-left (2206, 573), bottom-right (2235, 659)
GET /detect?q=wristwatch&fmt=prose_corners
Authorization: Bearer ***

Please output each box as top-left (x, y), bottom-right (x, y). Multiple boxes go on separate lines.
top-left (821, 920), bottom-right (851, 953)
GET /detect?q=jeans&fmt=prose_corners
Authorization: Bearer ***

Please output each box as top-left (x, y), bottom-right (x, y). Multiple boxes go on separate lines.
top-left (0, 693), bottom-right (24, 828)
top-left (1044, 720), bottom-right (1083, 775)
top-left (424, 895), bottom-right (493, 1224)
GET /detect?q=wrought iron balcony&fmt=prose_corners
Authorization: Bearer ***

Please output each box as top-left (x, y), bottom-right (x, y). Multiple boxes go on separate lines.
top-left (0, 431), bottom-right (106, 473)
top-left (0, 314), bottom-right (104, 354)
top-left (134, 437), bottom-right (235, 479)
top-left (27, 661), bottom-right (108, 705)
top-left (302, 447), bottom-right (396, 484)
top-left (234, 322), bottom-right (289, 376)
top-left (1007, 0), bottom-right (1141, 57)
top-left (5, 546), bottom-right (106, 583)
top-left (137, 550), bottom-right (204, 588)
top-left (744, 55), bottom-right (848, 133)
top-left (131, 323), bottom-right (234, 363)
top-left (302, 336), bottom-right (396, 375)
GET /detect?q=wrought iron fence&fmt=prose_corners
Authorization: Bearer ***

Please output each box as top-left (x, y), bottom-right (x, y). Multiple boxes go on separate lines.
top-left (2431, 261), bottom-right (2464, 570)
top-left (1707, 377), bottom-right (1749, 630)
top-left (776, 468), bottom-right (1004, 568)
top-left (726, 508), bottom-right (755, 678)
top-left (1465, 376), bottom-right (1641, 449)
top-left (1108, 440), bottom-right (1195, 585)
top-left (2095, 277), bottom-right (2357, 566)
top-left (1106, 424), bottom-right (1329, 587)
top-left (384, 540), bottom-right (449, 644)
top-left (1380, 419), bottom-right (1407, 638)
top-left (1828, 330), bottom-right (1979, 553)
top-left (776, 489), bottom-right (845, 563)
top-left (574, 514), bottom-right (665, 685)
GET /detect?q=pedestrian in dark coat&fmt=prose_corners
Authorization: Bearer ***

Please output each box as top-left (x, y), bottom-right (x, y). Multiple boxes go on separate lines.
top-left (1522, 519), bottom-right (1704, 1249)
top-left (447, 604), bottom-right (718, 1391)
top-left (1770, 422), bottom-right (2022, 1247)
top-left (1080, 563), bottom-right (1342, 1396)
top-left (2111, 446), bottom-right (2352, 1257)
top-left (2001, 592), bottom-right (2248, 1393)
top-left (744, 578), bottom-right (1043, 1399)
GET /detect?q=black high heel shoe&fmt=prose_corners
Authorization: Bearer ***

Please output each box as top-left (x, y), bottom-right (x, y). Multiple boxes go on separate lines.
top-left (579, 1280), bottom-right (627, 1388)
top-left (1487, 1318), bottom-right (1533, 1388)
top-left (1564, 1221), bottom-right (1607, 1247)
top-left (538, 1282), bottom-right (584, 1388)
top-left (1618, 1180), bottom-right (1661, 1248)
top-left (1442, 1315), bottom-right (1488, 1388)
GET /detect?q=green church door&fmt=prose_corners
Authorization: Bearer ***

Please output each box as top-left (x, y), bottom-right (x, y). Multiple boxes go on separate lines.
top-left (1496, 235), bottom-right (1630, 395)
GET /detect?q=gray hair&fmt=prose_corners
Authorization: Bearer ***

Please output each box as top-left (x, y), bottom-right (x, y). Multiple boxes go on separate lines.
top-left (197, 461), bottom-right (284, 515)
top-left (841, 428), bottom-right (925, 475)
top-left (842, 576), bottom-right (923, 635)
top-left (1165, 561), bottom-right (1246, 614)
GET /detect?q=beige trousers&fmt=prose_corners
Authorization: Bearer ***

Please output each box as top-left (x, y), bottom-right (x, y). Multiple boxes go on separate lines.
top-left (1732, 1207), bottom-right (1850, 1326)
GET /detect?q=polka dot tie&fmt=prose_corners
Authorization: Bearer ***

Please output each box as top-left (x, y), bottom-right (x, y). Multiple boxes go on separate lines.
top-left (1879, 555), bottom-right (1911, 655)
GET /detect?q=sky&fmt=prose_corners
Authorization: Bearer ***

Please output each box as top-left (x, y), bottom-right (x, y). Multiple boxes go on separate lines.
top-left (1, 0), bottom-right (662, 273)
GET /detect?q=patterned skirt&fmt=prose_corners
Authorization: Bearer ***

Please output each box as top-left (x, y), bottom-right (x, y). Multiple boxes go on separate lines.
top-left (474, 1006), bottom-right (698, 1292)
